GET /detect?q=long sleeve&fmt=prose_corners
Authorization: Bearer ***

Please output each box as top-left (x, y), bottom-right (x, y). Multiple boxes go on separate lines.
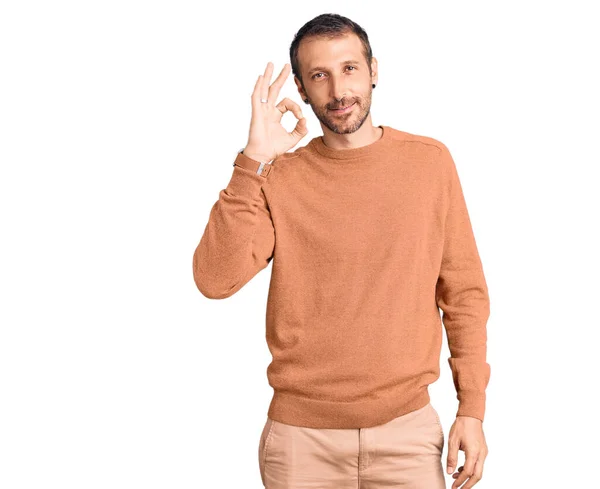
top-left (435, 143), bottom-right (491, 422)
top-left (192, 151), bottom-right (275, 299)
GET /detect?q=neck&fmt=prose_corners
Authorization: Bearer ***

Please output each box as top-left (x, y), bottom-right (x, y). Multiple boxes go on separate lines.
top-left (320, 120), bottom-right (383, 150)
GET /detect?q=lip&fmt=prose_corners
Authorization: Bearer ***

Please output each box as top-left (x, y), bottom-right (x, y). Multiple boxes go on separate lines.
top-left (329, 102), bottom-right (356, 114)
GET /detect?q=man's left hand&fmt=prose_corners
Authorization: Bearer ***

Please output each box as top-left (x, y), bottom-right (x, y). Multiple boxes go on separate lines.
top-left (446, 415), bottom-right (488, 489)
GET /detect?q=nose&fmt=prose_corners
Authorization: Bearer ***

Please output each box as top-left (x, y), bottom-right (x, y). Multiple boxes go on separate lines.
top-left (329, 76), bottom-right (348, 105)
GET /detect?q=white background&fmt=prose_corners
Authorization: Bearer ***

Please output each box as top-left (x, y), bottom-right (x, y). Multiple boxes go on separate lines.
top-left (1, 1), bottom-right (599, 487)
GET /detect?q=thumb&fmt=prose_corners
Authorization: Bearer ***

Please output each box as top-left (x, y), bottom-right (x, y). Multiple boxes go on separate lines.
top-left (446, 447), bottom-right (458, 474)
top-left (290, 116), bottom-right (308, 141)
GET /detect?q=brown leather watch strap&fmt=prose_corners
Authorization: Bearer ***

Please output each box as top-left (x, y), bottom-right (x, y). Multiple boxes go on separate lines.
top-left (233, 149), bottom-right (272, 178)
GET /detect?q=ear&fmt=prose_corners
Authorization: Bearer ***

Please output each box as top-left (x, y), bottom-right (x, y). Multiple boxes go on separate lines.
top-left (370, 57), bottom-right (379, 86)
top-left (294, 76), bottom-right (307, 102)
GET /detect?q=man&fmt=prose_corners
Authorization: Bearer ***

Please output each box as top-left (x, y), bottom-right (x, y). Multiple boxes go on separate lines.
top-left (193, 13), bottom-right (490, 489)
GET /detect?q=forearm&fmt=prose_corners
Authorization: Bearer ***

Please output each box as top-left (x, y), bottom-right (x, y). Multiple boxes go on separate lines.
top-left (192, 152), bottom-right (275, 299)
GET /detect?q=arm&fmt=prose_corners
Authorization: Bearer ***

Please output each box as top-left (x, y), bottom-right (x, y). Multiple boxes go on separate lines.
top-left (435, 143), bottom-right (491, 422)
top-left (192, 151), bottom-right (275, 299)
top-left (193, 61), bottom-right (308, 299)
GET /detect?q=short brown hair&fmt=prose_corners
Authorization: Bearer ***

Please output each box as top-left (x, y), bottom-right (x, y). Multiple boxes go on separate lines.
top-left (289, 13), bottom-right (373, 87)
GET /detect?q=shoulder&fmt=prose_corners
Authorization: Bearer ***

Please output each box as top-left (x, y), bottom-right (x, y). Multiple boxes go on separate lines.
top-left (271, 143), bottom-right (308, 166)
top-left (267, 140), bottom-right (313, 179)
top-left (260, 141), bottom-right (312, 196)
top-left (386, 126), bottom-right (450, 157)
top-left (387, 126), bottom-right (457, 174)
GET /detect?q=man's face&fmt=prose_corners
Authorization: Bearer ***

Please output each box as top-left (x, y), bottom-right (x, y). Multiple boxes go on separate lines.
top-left (295, 33), bottom-right (377, 135)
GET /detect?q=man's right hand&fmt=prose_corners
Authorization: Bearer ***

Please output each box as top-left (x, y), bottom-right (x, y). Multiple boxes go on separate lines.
top-left (243, 62), bottom-right (309, 163)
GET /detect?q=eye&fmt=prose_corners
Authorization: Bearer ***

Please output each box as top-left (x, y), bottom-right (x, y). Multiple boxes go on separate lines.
top-left (311, 65), bottom-right (357, 80)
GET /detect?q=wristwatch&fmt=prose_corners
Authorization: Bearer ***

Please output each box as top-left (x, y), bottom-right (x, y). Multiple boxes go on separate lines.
top-left (233, 147), bottom-right (273, 177)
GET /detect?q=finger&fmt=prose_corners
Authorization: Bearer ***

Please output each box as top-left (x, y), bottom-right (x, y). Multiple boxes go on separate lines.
top-left (289, 116), bottom-right (308, 141)
top-left (446, 436), bottom-right (459, 474)
top-left (267, 63), bottom-right (291, 105)
top-left (251, 74), bottom-right (263, 109)
top-left (275, 97), bottom-right (307, 142)
top-left (461, 455), bottom-right (485, 489)
top-left (261, 62), bottom-right (274, 103)
top-left (276, 97), bottom-right (304, 121)
top-left (451, 450), bottom-right (477, 489)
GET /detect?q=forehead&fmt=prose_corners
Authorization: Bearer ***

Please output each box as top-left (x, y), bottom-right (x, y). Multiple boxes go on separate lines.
top-left (298, 34), bottom-right (364, 73)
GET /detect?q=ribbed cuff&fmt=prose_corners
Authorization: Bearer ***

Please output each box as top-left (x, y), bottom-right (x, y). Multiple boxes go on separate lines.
top-left (455, 391), bottom-right (486, 422)
top-left (226, 152), bottom-right (272, 199)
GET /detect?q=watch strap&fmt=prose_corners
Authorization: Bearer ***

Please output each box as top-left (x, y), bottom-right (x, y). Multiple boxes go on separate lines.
top-left (233, 148), bottom-right (273, 178)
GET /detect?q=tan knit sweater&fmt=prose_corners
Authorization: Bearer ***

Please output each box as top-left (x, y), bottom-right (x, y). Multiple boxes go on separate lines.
top-left (192, 125), bottom-right (491, 428)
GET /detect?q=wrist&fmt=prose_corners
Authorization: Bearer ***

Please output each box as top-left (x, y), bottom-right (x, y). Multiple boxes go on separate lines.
top-left (242, 146), bottom-right (274, 164)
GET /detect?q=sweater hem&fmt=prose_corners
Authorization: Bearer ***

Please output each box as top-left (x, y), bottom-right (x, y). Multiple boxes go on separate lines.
top-left (267, 387), bottom-right (431, 429)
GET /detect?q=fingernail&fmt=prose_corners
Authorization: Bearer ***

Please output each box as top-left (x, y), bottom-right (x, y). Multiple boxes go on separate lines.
top-left (447, 466), bottom-right (454, 473)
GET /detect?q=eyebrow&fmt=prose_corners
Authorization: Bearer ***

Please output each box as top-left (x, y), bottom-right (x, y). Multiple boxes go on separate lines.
top-left (308, 60), bottom-right (361, 75)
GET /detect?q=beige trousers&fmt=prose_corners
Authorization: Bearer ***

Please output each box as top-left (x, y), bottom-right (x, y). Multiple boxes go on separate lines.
top-left (258, 402), bottom-right (446, 488)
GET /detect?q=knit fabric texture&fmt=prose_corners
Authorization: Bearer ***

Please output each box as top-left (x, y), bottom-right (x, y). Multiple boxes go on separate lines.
top-left (193, 125), bottom-right (491, 428)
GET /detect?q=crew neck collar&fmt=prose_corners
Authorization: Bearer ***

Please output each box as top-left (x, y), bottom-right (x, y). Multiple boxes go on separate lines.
top-left (309, 124), bottom-right (390, 160)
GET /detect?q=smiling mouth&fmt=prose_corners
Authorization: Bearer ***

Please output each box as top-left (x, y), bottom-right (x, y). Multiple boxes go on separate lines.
top-left (329, 102), bottom-right (356, 113)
